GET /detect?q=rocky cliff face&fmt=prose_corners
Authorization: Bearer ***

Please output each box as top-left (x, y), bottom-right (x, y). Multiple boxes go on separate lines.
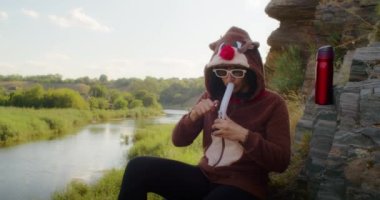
top-left (265, 0), bottom-right (380, 199)
top-left (295, 43), bottom-right (380, 199)
top-left (265, 0), bottom-right (380, 94)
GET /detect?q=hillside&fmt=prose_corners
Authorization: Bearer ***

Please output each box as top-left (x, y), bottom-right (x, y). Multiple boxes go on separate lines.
top-left (0, 77), bottom-right (204, 109)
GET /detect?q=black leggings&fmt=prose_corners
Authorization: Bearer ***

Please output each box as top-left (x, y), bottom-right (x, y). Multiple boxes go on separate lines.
top-left (118, 156), bottom-right (258, 200)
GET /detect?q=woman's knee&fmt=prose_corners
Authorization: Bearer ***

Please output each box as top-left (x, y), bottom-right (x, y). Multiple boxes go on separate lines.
top-left (127, 156), bottom-right (149, 169)
top-left (125, 156), bottom-right (153, 176)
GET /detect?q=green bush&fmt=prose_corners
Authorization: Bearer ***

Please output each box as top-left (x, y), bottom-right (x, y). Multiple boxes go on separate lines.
top-left (0, 123), bottom-right (15, 142)
top-left (44, 88), bottom-right (89, 109)
top-left (128, 99), bottom-right (143, 109)
top-left (113, 97), bottom-right (128, 110)
top-left (88, 97), bottom-right (109, 110)
top-left (52, 169), bottom-right (124, 200)
top-left (40, 116), bottom-right (70, 135)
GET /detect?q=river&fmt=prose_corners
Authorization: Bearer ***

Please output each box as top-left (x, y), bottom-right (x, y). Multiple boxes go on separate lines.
top-left (0, 109), bottom-right (187, 200)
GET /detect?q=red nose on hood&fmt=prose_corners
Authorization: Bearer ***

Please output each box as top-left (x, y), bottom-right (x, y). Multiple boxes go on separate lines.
top-left (219, 45), bottom-right (235, 60)
top-left (204, 26), bottom-right (265, 101)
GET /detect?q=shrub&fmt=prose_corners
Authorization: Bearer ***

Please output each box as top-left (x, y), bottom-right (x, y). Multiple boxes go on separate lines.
top-left (44, 88), bottom-right (89, 109)
top-left (270, 46), bottom-right (304, 94)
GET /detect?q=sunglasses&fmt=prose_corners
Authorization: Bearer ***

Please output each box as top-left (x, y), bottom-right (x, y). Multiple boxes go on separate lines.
top-left (212, 68), bottom-right (247, 78)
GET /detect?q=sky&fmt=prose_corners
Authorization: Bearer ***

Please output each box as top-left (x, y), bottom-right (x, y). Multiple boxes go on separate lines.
top-left (0, 0), bottom-right (279, 80)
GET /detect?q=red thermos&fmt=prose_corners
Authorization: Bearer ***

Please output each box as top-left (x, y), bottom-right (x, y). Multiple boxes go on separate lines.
top-left (315, 45), bottom-right (334, 105)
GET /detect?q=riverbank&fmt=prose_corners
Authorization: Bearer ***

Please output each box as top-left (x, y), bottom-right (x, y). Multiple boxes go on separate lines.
top-left (51, 94), bottom-right (305, 200)
top-left (52, 123), bottom-right (202, 200)
top-left (0, 106), bottom-right (163, 147)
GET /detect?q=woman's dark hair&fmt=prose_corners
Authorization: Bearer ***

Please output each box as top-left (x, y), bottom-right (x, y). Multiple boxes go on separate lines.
top-left (207, 68), bottom-right (257, 101)
top-left (244, 69), bottom-right (257, 96)
top-left (208, 71), bottom-right (226, 100)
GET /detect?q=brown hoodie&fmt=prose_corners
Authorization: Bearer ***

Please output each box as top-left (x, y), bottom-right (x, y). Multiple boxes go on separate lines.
top-left (172, 27), bottom-right (290, 199)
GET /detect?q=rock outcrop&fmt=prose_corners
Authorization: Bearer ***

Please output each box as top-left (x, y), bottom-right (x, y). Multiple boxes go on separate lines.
top-left (265, 0), bottom-right (380, 95)
top-left (265, 0), bottom-right (380, 199)
top-left (294, 40), bottom-right (380, 200)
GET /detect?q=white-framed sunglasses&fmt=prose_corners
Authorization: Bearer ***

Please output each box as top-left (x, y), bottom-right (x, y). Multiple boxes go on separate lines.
top-left (212, 68), bottom-right (247, 78)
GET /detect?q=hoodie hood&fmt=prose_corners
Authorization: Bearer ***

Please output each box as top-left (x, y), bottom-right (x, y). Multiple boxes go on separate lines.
top-left (204, 26), bottom-right (265, 100)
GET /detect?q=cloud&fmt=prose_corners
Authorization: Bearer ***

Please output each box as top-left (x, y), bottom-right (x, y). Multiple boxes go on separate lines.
top-left (244, 0), bottom-right (265, 10)
top-left (0, 11), bottom-right (8, 21)
top-left (99, 57), bottom-right (203, 79)
top-left (49, 8), bottom-right (112, 32)
top-left (25, 60), bottom-right (51, 67)
top-left (44, 53), bottom-right (71, 61)
top-left (0, 63), bottom-right (14, 72)
top-left (21, 8), bottom-right (40, 19)
top-left (0, 61), bottom-right (54, 77)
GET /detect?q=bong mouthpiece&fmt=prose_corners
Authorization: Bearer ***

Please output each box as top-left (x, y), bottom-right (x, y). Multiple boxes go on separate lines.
top-left (218, 83), bottom-right (234, 119)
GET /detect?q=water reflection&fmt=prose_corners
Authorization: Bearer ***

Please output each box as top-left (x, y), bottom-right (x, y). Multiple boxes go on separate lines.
top-left (150, 109), bottom-right (188, 124)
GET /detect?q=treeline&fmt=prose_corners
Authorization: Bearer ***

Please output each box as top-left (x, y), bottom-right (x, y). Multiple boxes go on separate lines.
top-left (0, 84), bottom-right (160, 110)
top-left (0, 74), bottom-right (205, 109)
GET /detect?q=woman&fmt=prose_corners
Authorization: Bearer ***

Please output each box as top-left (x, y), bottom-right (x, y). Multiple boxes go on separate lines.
top-left (118, 26), bottom-right (290, 200)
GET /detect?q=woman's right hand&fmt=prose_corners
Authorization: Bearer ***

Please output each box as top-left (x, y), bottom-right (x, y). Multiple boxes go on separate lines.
top-left (189, 99), bottom-right (219, 121)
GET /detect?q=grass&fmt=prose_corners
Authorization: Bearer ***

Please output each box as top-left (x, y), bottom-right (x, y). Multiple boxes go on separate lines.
top-left (0, 107), bottom-right (92, 146)
top-left (0, 106), bottom-right (162, 147)
top-left (51, 169), bottom-right (124, 200)
top-left (270, 46), bottom-right (305, 94)
top-left (268, 92), bottom-right (308, 200)
top-left (268, 132), bottom-right (311, 200)
top-left (52, 123), bottom-right (202, 200)
top-left (128, 123), bottom-right (202, 164)
top-left (283, 92), bottom-right (305, 141)
top-left (128, 123), bottom-right (202, 200)
top-left (53, 93), bottom-right (306, 200)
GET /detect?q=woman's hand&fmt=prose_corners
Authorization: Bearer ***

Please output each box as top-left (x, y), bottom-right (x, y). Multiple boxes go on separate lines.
top-left (189, 99), bottom-right (218, 121)
top-left (211, 116), bottom-right (249, 143)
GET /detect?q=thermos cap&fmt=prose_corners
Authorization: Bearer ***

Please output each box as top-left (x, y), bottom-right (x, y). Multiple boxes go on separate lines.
top-left (317, 45), bottom-right (334, 59)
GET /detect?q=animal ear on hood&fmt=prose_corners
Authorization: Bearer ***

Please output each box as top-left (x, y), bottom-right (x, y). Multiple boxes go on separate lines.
top-left (204, 26), bottom-right (266, 100)
top-left (209, 39), bottom-right (220, 51)
top-left (209, 41), bottom-right (217, 51)
top-left (238, 40), bottom-right (260, 53)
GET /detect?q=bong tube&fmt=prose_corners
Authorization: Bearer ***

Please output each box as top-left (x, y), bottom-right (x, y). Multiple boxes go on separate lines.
top-left (207, 82), bottom-right (237, 167)
top-left (218, 83), bottom-right (234, 119)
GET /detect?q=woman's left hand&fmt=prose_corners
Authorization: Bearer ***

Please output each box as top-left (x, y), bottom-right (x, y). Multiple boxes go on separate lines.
top-left (211, 116), bottom-right (249, 143)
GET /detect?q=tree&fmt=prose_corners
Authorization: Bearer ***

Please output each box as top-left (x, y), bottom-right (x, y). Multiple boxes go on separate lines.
top-left (74, 76), bottom-right (92, 84)
top-left (24, 74), bottom-right (62, 83)
top-left (23, 84), bottom-right (45, 108)
top-left (108, 89), bottom-right (122, 104)
top-left (89, 84), bottom-right (108, 98)
top-left (133, 90), bottom-right (160, 108)
top-left (1, 74), bottom-right (23, 81)
top-left (122, 92), bottom-right (134, 102)
top-left (0, 87), bottom-right (8, 106)
top-left (8, 85), bottom-right (45, 108)
top-left (113, 97), bottom-right (128, 110)
top-left (88, 97), bottom-right (109, 109)
top-left (44, 88), bottom-right (89, 109)
top-left (99, 74), bottom-right (108, 83)
top-left (128, 99), bottom-right (143, 109)
top-left (134, 90), bottom-right (149, 100)
top-left (160, 82), bottom-right (188, 105)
